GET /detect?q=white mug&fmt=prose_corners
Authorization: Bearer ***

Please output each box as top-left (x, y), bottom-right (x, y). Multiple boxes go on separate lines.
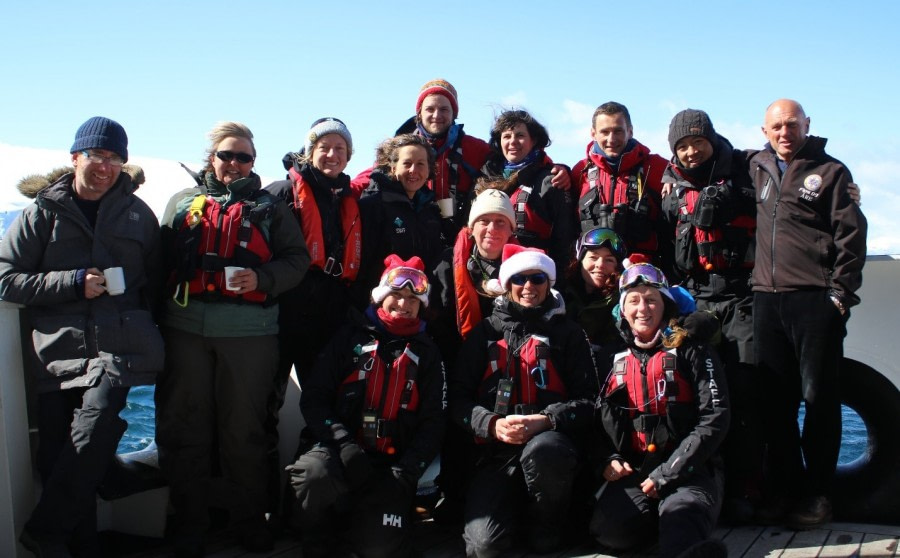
top-left (437, 198), bottom-right (455, 218)
top-left (103, 267), bottom-right (125, 296)
top-left (224, 266), bottom-right (244, 291)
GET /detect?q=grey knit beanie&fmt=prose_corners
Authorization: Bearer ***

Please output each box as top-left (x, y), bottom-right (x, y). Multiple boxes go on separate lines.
top-left (70, 116), bottom-right (128, 162)
top-left (667, 109), bottom-right (716, 153)
top-left (305, 117), bottom-right (353, 159)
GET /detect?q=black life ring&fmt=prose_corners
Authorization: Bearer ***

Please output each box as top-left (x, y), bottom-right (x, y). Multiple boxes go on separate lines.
top-left (833, 358), bottom-right (900, 524)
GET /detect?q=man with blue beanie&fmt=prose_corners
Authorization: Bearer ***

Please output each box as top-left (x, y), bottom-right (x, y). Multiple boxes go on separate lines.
top-left (0, 116), bottom-right (163, 556)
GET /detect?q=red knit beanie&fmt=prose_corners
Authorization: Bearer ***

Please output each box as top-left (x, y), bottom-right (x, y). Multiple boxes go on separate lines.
top-left (415, 79), bottom-right (459, 118)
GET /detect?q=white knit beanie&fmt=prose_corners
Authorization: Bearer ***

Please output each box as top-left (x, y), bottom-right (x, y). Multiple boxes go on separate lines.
top-left (305, 117), bottom-right (353, 159)
top-left (489, 244), bottom-right (556, 293)
top-left (467, 188), bottom-right (516, 229)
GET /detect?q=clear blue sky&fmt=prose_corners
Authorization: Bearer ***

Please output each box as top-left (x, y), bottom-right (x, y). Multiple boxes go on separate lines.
top-left (3, 1), bottom-right (899, 252)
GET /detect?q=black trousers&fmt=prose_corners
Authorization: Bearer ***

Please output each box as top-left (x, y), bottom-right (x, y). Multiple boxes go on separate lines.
top-left (697, 295), bottom-right (764, 500)
top-left (26, 374), bottom-right (129, 544)
top-left (753, 289), bottom-right (846, 498)
top-left (463, 430), bottom-right (580, 558)
top-left (590, 465), bottom-right (723, 558)
top-left (287, 445), bottom-right (416, 558)
top-left (156, 329), bottom-right (278, 537)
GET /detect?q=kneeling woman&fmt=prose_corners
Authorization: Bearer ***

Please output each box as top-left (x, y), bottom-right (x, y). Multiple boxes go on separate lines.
top-left (450, 245), bottom-right (598, 557)
top-left (590, 259), bottom-right (729, 558)
top-left (287, 255), bottom-right (446, 558)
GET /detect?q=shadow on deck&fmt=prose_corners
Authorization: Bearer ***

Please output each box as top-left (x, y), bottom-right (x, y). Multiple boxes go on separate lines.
top-left (102, 519), bottom-right (899, 558)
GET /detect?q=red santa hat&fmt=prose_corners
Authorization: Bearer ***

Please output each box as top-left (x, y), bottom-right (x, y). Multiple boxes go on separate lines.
top-left (487, 244), bottom-right (556, 294)
top-left (371, 254), bottom-right (430, 307)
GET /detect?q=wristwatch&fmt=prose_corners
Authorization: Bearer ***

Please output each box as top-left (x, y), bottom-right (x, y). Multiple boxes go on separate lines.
top-left (830, 295), bottom-right (847, 315)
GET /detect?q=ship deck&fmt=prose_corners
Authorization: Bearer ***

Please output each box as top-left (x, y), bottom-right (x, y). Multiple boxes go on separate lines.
top-left (109, 519), bottom-right (900, 557)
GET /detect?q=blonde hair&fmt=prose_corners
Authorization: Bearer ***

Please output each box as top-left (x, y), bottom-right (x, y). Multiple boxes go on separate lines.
top-left (203, 121), bottom-right (256, 171)
top-left (662, 318), bottom-right (688, 348)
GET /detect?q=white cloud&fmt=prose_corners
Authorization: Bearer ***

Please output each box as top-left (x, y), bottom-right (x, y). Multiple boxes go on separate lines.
top-left (499, 91), bottom-right (529, 108)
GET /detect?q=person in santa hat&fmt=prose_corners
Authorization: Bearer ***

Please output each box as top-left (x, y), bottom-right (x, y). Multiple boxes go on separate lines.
top-left (286, 254), bottom-right (446, 558)
top-left (449, 244), bottom-right (598, 557)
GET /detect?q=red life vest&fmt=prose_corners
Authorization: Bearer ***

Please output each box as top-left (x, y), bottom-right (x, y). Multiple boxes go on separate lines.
top-left (510, 185), bottom-right (552, 240)
top-left (482, 334), bottom-right (567, 416)
top-left (453, 230), bottom-right (483, 340)
top-left (340, 340), bottom-right (420, 455)
top-left (605, 348), bottom-right (693, 454)
top-left (289, 168), bottom-right (362, 282)
top-left (172, 193), bottom-right (273, 303)
top-left (578, 165), bottom-right (658, 254)
top-left (676, 181), bottom-right (755, 272)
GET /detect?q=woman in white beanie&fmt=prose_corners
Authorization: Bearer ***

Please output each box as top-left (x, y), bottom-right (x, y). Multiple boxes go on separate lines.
top-left (287, 254), bottom-right (446, 558)
top-left (426, 186), bottom-right (519, 522)
top-left (449, 244), bottom-right (598, 557)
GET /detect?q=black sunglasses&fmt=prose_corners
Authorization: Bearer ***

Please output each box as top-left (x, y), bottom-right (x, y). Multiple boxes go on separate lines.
top-left (509, 272), bottom-right (549, 286)
top-left (216, 150), bottom-right (255, 164)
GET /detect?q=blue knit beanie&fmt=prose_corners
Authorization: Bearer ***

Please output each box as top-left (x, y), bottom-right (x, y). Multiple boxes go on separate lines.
top-left (70, 116), bottom-right (128, 162)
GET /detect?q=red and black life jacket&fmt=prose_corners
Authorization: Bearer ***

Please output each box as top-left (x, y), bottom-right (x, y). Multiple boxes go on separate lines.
top-left (605, 348), bottom-right (693, 455)
top-left (511, 185), bottom-right (552, 241)
top-left (340, 339), bottom-right (420, 455)
top-left (578, 165), bottom-right (657, 253)
top-left (481, 334), bottom-right (567, 417)
top-left (170, 192), bottom-right (274, 304)
top-left (675, 181), bottom-right (755, 273)
top-left (289, 168), bottom-right (362, 282)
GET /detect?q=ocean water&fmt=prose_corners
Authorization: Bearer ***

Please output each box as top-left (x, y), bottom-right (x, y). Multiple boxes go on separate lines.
top-left (118, 387), bottom-right (870, 465)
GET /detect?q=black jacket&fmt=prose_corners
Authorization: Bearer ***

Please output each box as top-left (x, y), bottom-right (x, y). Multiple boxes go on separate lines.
top-left (591, 337), bottom-right (730, 497)
top-left (300, 307), bottom-right (447, 480)
top-left (747, 136), bottom-right (867, 308)
top-left (661, 134), bottom-right (756, 299)
top-left (449, 291), bottom-right (598, 446)
top-left (358, 170), bottom-right (444, 296)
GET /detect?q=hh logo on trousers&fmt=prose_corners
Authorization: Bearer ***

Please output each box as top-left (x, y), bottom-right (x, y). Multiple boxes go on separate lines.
top-left (382, 513), bottom-right (403, 528)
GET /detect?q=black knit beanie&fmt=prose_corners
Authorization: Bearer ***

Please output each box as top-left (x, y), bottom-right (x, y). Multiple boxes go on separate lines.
top-left (70, 116), bottom-right (129, 162)
top-left (668, 109), bottom-right (716, 153)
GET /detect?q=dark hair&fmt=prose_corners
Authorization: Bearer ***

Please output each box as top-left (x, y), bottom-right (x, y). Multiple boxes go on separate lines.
top-left (592, 102), bottom-right (632, 128)
top-left (375, 133), bottom-right (436, 178)
top-left (489, 110), bottom-right (551, 154)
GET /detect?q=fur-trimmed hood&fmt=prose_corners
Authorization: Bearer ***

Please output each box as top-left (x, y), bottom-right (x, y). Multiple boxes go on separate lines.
top-left (16, 165), bottom-right (145, 199)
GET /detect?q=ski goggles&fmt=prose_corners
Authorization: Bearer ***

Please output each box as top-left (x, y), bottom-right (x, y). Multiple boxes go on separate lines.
top-left (619, 263), bottom-right (668, 292)
top-left (215, 150), bottom-right (255, 164)
top-left (384, 267), bottom-right (429, 295)
top-left (576, 227), bottom-right (626, 261)
top-left (509, 272), bottom-right (549, 286)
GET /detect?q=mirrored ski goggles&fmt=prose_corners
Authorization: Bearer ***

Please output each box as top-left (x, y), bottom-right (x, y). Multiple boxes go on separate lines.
top-left (215, 150), bottom-right (255, 164)
top-left (578, 227), bottom-right (625, 255)
top-left (619, 263), bottom-right (668, 291)
top-left (509, 272), bottom-right (549, 286)
top-left (385, 267), bottom-right (429, 294)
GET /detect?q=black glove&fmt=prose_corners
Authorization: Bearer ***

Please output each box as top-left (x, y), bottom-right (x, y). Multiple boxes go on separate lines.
top-left (679, 311), bottom-right (720, 343)
top-left (390, 465), bottom-right (418, 494)
top-left (338, 439), bottom-right (372, 490)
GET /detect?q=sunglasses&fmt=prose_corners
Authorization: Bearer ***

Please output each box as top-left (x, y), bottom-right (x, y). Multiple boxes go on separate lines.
top-left (215, 150), bottom-right (255, 164)
top-left (509, 272), bottom-right (549, 286)
top-left (619, 263), bottom-right (668, 291)
top-left (385, 267), bottom-right (429, 295)
top-left (576, 227), bottom-right (625, 260)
